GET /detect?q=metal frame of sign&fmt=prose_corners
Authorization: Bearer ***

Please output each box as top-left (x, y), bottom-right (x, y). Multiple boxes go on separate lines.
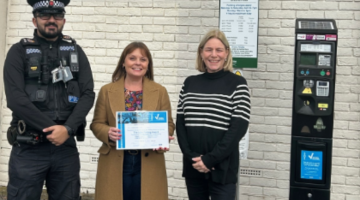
top-left (219, 0), bottom-right (259, 68)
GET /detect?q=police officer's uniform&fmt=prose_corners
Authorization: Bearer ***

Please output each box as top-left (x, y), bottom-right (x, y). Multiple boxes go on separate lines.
top-left (3, 0), bottom-right (95, 199)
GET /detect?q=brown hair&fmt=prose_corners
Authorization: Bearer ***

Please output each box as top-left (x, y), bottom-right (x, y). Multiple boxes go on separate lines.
top-left (112, 42), bottom-right (154, 82)
top-left (196, 29), bottom-right (233, 72)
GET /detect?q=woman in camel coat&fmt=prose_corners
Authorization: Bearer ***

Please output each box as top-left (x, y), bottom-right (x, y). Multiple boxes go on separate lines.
top-left (90, 42), bottom-right (175, 200)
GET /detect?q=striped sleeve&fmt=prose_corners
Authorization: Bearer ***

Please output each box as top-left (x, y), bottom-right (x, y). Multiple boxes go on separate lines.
top-left (231, 84), bottom-right (251, 121)
top-left (176, 84), bottom-right (185, 115)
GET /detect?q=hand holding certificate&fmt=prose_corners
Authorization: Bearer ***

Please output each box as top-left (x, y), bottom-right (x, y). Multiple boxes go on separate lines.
top-left (116, 111), bottom-right (169, 150)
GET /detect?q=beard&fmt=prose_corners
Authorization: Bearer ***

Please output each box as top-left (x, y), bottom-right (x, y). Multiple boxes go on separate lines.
top-left (37, 22), bottom-right (63, 39)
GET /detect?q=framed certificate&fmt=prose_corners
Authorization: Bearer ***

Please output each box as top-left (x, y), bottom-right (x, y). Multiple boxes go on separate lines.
top-left (116, 111), bottom-right (169, 150)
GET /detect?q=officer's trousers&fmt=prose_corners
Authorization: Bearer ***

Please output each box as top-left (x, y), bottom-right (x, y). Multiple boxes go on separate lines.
top-left (7, 137), bottom-right (80, 200)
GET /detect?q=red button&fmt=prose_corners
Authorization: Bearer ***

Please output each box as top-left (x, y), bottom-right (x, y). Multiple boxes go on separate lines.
top-left (326, 71), bottom-right (330, 76)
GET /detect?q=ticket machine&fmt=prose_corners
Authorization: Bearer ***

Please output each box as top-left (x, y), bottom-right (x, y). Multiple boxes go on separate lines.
top-left (290, 19), bottom-right (337, 200)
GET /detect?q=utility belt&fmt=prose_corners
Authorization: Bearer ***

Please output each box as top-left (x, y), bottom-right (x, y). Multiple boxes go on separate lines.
top-left (7, 120), bottom-right (47, 146)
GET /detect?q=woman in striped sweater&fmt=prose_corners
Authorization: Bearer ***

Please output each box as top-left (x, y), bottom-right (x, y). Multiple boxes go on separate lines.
top-left (176, 29), bottom-right (251, 200)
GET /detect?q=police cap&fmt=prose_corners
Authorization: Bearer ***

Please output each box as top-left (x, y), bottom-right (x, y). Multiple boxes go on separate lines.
top-left (27, 0), bottom-right (70, 14)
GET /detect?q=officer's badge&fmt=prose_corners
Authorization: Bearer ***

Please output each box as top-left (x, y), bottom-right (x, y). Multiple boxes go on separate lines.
top-left (68, 95), bottom-right (79, 103)
top-left (28, 0), bottom-right (70, 11)
top-left (31, 66), bottom-right (38, 71)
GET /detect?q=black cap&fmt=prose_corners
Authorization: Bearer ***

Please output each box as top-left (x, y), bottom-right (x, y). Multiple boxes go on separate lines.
top-left (27, 0), bottom-right (70, 13)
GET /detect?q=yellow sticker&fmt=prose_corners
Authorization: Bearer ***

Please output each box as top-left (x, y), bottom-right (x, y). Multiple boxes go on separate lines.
top-left (30, 66), bottom-right (37, 71)
top-left (235, 71), bottom-right (242, 76)
top-left (302, 87), bottom-right (312, 94)
top-left (318, 103), bottom-right (328, 108)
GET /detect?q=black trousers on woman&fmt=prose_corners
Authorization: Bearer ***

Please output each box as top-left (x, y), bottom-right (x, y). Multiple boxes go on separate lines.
top-left (123, 150), bottom-right (141, 200)
top-left (185, 178), bottom-right (236, 200)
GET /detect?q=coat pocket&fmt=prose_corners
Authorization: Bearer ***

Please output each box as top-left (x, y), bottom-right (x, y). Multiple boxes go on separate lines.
top-left (98, 144), bottom-right (110, 155)
top-left (66, 81), bottom-right (80, 102)
top-left (25, 82), bottom-right (48, 103)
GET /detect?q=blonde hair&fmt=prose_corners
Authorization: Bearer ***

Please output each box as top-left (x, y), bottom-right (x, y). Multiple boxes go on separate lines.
top-left (196, 29), bottom-right (233, 72)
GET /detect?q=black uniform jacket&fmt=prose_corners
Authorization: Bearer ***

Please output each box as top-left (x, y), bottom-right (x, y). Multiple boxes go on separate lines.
top-left (3, 30), bottom-right (95, 133)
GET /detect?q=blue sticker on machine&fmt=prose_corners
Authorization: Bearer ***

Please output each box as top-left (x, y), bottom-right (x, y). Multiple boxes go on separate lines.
top-left (301, 150), bottom-right (323, 180)
top-left (68, 96), bottom-right (79, 103)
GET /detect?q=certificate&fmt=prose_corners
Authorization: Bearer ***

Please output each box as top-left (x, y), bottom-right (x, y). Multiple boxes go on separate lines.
top-left (116, 111), bottom-right (169, 150)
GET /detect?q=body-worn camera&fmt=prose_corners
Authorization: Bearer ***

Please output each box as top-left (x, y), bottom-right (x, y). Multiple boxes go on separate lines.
top-left (52, 60), bottom-right (74, 83)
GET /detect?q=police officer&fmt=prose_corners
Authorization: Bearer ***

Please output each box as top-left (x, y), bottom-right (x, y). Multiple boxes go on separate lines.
top-left (3, 0), bottom-right (95, 199)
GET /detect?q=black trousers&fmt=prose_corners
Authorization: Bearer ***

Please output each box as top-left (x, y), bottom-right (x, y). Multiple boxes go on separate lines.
top-left (7, 137), bottom-right (80, 200)
top-left (185, 178), bottom-right (236, 200)
top-left (122, 151), bottom-right (141, 200)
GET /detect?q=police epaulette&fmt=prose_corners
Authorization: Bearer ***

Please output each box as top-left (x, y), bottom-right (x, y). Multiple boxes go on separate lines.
top-left (62, 35), bottom-right (76, 44)
top-left (62, 35), bottom-right (72, 41)
top-left (20, 38), bottom-right (38, 46)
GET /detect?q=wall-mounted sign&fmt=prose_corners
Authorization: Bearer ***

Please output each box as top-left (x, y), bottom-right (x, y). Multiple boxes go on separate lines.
top-left (239, 128), bottom-right (249, 160)
top-left (219, 0), bottom-right (259, 68)
top-left (300, 44), bottom-right (331, 52)
top-left (233, 69), bottom-right (243, 76)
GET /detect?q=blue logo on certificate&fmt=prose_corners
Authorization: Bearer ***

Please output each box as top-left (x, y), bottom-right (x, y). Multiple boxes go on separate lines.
top-left (116, 111), bottom-right (169, 150)
top-left (300, 150), bottom-right (323, 180)
top-left (149, 112), bottom-right (167, 123)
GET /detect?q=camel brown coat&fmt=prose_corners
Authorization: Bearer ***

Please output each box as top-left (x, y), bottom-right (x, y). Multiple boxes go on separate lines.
top-left (90, 77), bottom-right (175, 200)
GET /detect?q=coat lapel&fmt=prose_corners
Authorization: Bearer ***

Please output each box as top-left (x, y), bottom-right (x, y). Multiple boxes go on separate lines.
top-left (108, 77), bottom-right (159, 119)
top-left (108, 77), bottom-right (125, 120)
top-left (142, 77), bottom-right (159, 111)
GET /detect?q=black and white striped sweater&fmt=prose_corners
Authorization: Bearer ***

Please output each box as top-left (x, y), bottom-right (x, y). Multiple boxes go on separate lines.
top-left (176, 69), bottom-right (251, 184)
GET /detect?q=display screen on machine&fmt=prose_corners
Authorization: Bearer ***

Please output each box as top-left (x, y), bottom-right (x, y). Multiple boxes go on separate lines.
top-left (300, 54), bottom-right (316, 66)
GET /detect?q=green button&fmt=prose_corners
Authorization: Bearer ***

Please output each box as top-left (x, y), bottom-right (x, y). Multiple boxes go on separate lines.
top-left (320, 70), bottom-right (325, 76)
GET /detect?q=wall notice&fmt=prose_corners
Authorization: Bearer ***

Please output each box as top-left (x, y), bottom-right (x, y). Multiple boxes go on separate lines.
top-left (219, 0), bottom-right (259, 68)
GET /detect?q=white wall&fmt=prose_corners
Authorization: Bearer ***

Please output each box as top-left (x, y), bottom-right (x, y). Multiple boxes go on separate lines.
top-left (0, 0), bottom-right (7, 105)
top-left (0, 0), bottom-right (9, 186)
top-left (1, 0), bottom-right (359, 199)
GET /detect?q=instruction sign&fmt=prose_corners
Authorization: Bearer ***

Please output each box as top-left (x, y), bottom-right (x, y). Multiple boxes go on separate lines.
top-left (219, 0), bottom-right (259, 68)
top-left (233, 69), bottom-right (243, 76)
top-left (302, 88), bottom-right (312, 94)
top-left (300, 150), bottom-right (323, 180)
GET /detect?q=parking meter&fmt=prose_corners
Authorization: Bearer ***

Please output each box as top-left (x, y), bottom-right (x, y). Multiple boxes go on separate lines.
top-left (290, 19), bottom-right (337, 200)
